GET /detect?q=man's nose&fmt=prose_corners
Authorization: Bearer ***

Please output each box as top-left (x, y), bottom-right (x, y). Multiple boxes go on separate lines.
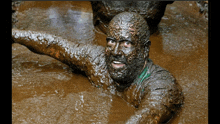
top-left (112, 43), bottom-right (122, 55)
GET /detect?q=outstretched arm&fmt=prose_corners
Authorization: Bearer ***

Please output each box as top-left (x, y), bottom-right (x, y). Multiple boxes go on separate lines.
top-left (12, 29), bottom-right (103, 69)
top-left (12, 29), bottom-right (112, 88)
top-left (126, 79), bottom-right (183, 124)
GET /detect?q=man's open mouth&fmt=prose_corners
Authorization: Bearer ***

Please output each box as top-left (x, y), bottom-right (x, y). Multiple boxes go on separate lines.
top-left (111, 61), bottom-right (125, 69)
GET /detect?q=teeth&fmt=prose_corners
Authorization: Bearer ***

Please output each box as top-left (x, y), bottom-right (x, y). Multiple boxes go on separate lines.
top-left (113, 61), bottom-right (121, 64)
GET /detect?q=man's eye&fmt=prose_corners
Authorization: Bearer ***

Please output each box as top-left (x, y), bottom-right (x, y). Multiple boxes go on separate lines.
top-left (121, 41), bottom-right (131, 48)
top-left (107, 40), bottom-right (115, 46)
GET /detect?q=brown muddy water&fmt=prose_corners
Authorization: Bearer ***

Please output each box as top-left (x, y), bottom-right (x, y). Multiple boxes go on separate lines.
top-left (12, 1), bottom-right (208, 124)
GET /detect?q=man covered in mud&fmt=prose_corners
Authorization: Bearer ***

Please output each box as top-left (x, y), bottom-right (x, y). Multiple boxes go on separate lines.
top-left (12, 12), bottom-right (183, 124)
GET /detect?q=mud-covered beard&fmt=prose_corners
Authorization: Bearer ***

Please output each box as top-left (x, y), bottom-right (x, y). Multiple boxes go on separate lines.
top-left (105, 50), bottom-right (146, 88)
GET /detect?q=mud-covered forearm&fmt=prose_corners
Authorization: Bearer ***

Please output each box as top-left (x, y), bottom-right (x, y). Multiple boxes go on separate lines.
top-left (12, 29), bottom-right (104, 72)
top-left (126, 91), bottom-right (172, 124)
top-left (126, 100), bottom-right (172, 124)
top-left (126, 80), bottom-right (183, 124)
top-left (126, 108), bottom-right (164, 124)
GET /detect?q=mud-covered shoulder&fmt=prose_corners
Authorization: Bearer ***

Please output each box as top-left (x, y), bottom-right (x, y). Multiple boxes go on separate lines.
top-left (146, 64), bottom-right (178, 91)
top-left (143, 60), bottom-right (181, 91)
top-left (141, 61), bottom-right (184, 113)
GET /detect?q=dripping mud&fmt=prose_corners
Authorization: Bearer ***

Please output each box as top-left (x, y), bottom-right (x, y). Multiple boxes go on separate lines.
top-left (12, 1), bottom-right (208, 124)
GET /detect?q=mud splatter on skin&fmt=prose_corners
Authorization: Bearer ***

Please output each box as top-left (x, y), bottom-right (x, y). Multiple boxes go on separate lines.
top-left (12, 12), bottom-right (183, 124)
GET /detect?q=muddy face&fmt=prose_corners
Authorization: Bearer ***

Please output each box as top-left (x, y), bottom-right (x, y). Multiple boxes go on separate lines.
top-left (105, 12), bottom-right (151, 88)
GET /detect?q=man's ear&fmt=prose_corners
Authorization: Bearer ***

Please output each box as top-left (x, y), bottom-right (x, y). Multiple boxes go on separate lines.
top-left (144, 40), bottom-right (151, 58)
top-left (144, 40), bottom-right (151, 51)
top-left (144, 40), bottom-right (151, 46)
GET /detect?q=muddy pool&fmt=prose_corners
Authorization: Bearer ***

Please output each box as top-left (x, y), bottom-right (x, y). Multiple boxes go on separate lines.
top-left (12, 1), bottom-right (208, 124)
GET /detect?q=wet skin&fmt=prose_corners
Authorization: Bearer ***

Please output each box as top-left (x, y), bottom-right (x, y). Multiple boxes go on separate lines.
top-left (12, 12), bottom-right (183, 124)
